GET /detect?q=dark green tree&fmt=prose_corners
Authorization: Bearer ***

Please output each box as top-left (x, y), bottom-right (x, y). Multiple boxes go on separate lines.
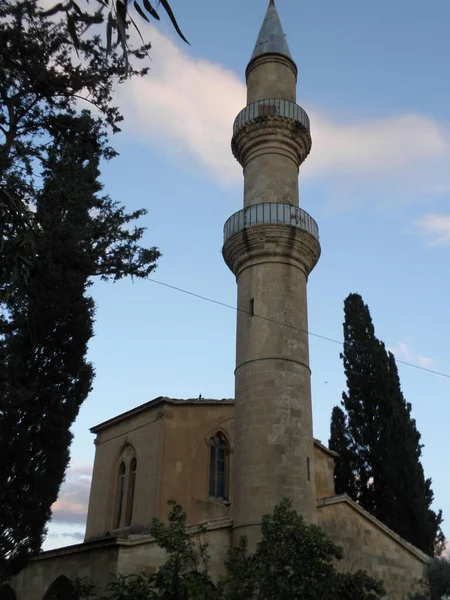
top-left (330, 293), bottom-right (444, 556)
top-left (329, 405), bottom-right (357, 497)
top-left (0, 0), bottom-right (159, 578)
top-left (0, 0), bottom-right (150, 297)
top-left (73, 499), bottom-right (385, 600)
top-left (0, 111), bottom-right (160, 581)
top-left (223, 498), bottom-right (384, 600)
top-left (410, 557), bottom-right (450, 600)
top-left (149, 500), bottom-right (221, 600)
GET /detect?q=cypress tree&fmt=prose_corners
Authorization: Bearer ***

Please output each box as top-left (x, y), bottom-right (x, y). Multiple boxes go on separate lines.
top-left (329, 406), bottom-right (357, 497)
top-left (329, 293), bottom-right (444, 556)
top-left (0, 112), bottom-right (160, 580)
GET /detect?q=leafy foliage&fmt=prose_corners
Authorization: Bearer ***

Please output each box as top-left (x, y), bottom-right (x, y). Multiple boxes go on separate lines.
top-left (329, 293), bottom-right (444, 556)
top-left (75, 500), bottom-right (385, 600)
top-left (410, 558), bottom-right (450, 600)
top-left (42, 0), bottom-right (189, 58)
top-left (223, 499), bottom-right (384, 600)
top-left (0, 0), bottom-right (151, 298)
top-left (0, 13), bottom-right (160, 575)
top-left (149, 500), bottom-right (221, 600)
top-left (329, 406), bottom-right (357, 497)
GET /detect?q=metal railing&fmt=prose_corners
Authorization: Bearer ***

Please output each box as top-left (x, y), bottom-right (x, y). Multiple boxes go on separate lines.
top-left (223, 203), bottom-right (319, 244)
top-left (233, 99), bottom-right (310, 135)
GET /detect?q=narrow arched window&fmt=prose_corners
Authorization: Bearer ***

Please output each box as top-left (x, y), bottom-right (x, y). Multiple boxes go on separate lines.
top-left (209, 432), bottom-right (229, 500)
top-left (115, 461), bottom-right (126, 528)
top-left (0, 584), bottom-right (17, 600)
top-left (125, 457), bottom-right (137, 526)
top-left (42, 575), bottom-right (78, 600)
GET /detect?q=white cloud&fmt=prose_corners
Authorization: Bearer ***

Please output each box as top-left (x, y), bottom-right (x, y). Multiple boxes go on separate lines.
top-left (389, 342), bottom-right (434, 369)
top-left (415, 214), bottom-right (450, 245)
top-left (117, 25), bottom-right (450, 195)
top-left (305, 112), bottom-right (449, 178)
top-left (51, 463), bottom-right (92, 526)
top-left (119, 27), bottom-right (245, 185)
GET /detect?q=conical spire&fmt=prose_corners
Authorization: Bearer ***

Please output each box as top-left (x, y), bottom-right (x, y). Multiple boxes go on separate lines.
top-left (249, 0), bottom-right (293, 63)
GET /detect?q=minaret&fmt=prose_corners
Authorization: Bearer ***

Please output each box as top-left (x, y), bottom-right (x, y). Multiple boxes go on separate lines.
top-left (222, 0), bottom-right (321, 546)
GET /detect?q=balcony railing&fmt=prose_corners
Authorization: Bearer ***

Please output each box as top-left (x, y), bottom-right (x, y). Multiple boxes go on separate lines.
top-left (223, 203), bottom-right (319, 244)
top-left (233, 99), bottom-right (310, 135)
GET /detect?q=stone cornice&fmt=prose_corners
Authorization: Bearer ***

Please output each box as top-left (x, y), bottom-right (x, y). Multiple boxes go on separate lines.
top-left (91, 397), bottom-right (234, 434)
top-left (222, 224), bottom-right (321, 278)
top-left (317, 495), bottom-right (430, 564)
top-left (231, 115), bottom-right (311, 169)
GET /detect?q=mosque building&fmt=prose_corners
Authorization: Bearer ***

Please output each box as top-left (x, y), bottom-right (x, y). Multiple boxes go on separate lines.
top-left (5, 3), bottom-right (428, 599)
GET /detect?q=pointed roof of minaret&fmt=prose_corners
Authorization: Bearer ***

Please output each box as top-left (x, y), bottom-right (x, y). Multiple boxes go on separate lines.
top-left (249, 0), bottom-right (293, 63)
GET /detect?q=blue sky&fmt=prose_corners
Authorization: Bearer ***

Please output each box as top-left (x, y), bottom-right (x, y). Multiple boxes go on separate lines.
top-left (45, 0), bottom-right (450, 551)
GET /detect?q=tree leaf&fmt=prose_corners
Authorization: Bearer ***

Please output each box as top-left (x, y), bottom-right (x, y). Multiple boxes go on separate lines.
top-left (41, 2), bottom-right (65, 16)
top-left (133, 1), bottom-right (150, 23)
top-left (143, 0), bottom-right (160, 20)
top-left (115, 0), bottom-right (127, 48)
top-left (158, 0), bottom-right (189, 44)
top-left (106, 11), bottom-right (113, 54)
top-left (72, 1), bottom-right (84, 16)
top-left (129, 14), bottom-right (146, 46)
top-left (67, 14), bottom-right (80, 51)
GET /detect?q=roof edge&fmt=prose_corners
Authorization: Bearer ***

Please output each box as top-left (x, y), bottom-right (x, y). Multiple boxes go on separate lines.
top-left (90, 397), bottom-right (235, 434)
top-left (313, 438), bottom-right (339, 458)
top-left (317, 494), bottom-right (430, 563)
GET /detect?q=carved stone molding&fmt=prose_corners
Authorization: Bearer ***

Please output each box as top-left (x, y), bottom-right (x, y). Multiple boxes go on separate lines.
top-left (231, 115), bottom-right (311, 169)
top-left (222, 224), bottom-right (321, 278)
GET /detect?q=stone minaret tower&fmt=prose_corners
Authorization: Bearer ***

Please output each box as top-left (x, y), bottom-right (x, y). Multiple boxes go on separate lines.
top-left (222, 0), bottom-right (321, 546)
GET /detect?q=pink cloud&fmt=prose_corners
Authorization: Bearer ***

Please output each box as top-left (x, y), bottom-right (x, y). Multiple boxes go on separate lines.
top-left (51, 463), bottom-right (92, 526)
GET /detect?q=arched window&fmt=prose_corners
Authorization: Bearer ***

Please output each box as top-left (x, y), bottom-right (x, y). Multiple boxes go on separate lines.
top-left (125, 457), bottom-right (137, 526)
top-left (209, 432), bottom-right (229, 500)
top-left (42, 575), bottom-right (78, 599)
top-left (115, 461), bottom-right (126, 529)
top-left (1, 584), bottom-right (17, 600)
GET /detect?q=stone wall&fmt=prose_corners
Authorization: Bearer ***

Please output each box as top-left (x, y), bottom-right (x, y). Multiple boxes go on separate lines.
top-left (85, 398), bottom-right (341, 540)
top-left (85, 399), bottom-right (235, 541)
top-left (85, 403), bottom-right (164, 540)
top-left (160, 402), bottom-right (234, 525)
top-left (116, 520), bottom-right (232, 581)
top-left (8, 522), bottom-right (232, 600)
top-left (318, 495), bottom-right (428, 600)
top-left (9, 539), bottom-right (120, 600)
top-left (313, 439), bottom-right (337, 499)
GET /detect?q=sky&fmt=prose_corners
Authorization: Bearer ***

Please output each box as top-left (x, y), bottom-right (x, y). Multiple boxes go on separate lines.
top-left (45, 0), bottom-right (450, 552)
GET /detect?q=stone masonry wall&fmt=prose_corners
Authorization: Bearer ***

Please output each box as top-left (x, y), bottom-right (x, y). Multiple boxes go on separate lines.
top-left (9, 541), bottom-right (120, 600)
top-left (318, 496), bottom-right (428, 600)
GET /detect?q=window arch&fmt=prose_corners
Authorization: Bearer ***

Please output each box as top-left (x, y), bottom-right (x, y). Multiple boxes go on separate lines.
top-left (125, 456), bottom-right (137, 526)
top-left (42, 575), bottom-right (78, 600)
top-left (208, 432), bottom-right (229, 500)
top-left (115, 461), bottom-right (126, 529)
top-left (1, 584), bottom-right (17, 600)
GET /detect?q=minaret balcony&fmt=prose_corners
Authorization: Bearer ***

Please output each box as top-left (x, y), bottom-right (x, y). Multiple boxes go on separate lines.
top-left (233, 99), bottom-right (310, 135)
top-left (231, 99), bottom-right (312, 168)
top-left (223, 202), bottom-right (319, 244)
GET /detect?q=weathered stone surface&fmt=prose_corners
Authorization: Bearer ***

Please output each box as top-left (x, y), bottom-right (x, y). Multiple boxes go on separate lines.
top-left (314, 440), bottom-right (338, 499)
top-left (9, 520), bottom-right (232, 600)
top-left (222, 225), bottom-right (320, 278)
top-left (318, 496), bottom-right (428, 600)
top-left (10, 540), bottom-right (120, 600)
top-left (246, 55), bottom-right (297, 103)
top-left (86, 399), bottom-right (235, 541)
top-left (7, 400), bottom-right (429, 600)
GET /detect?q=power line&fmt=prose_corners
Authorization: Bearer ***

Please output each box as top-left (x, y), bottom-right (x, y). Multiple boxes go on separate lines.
top-left (148, 278), bottom-right (450, 381)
